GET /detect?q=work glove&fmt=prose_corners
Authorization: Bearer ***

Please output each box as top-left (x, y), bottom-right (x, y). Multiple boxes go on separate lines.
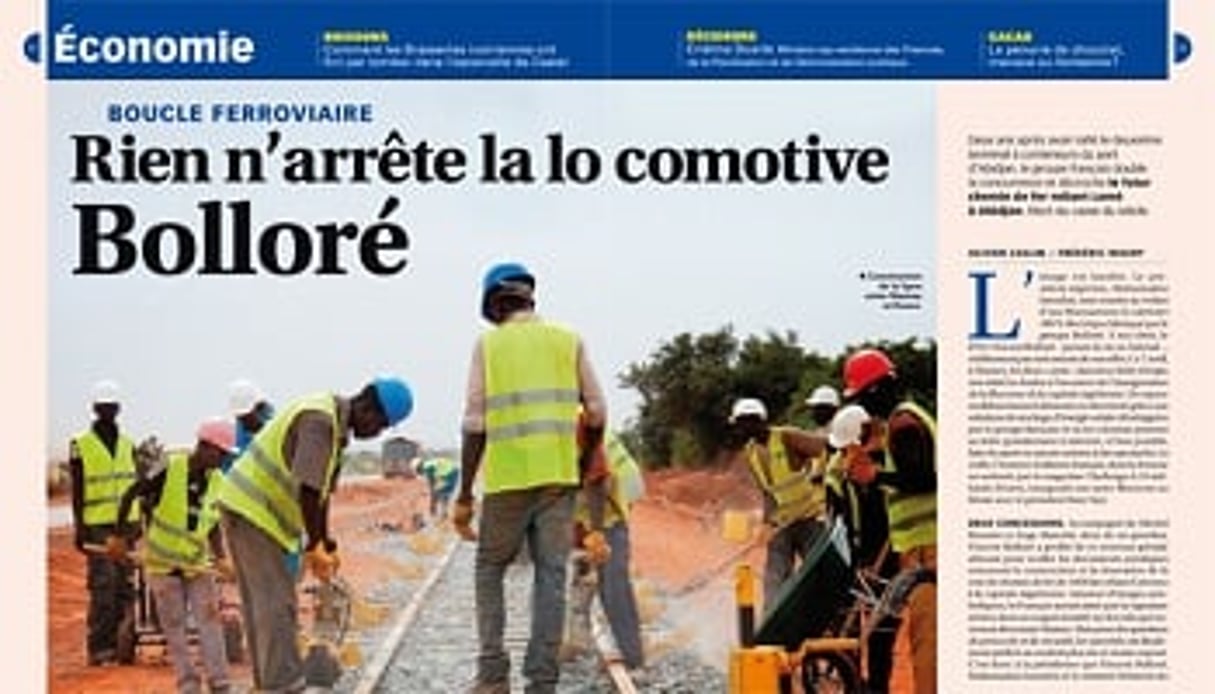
top-left (847, 455), bottom-right (879, 485)
top-left (452, 498), bottom-right (477, 542)
top-left (104, 534), bottom-right (128, 562)
top-left (305, 544), bottom-right (339, 583)
top-left (214, 556), bottom-right (237, 582)
top-left (582, 530), bottom-right (611, 567)
top-left (323, 538), bottom-right (341, 574)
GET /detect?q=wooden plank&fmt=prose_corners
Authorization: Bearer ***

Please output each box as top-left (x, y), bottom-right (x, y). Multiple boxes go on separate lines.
top-left (590, 606), bottom-right (638, 694)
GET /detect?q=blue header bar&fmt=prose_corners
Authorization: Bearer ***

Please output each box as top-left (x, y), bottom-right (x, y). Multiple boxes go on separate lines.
top-left (46, 0), bottom-right (1169, 80)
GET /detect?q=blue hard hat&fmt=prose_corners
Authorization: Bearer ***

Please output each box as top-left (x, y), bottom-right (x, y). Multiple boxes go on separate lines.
top-left (480, 262), bottom-right (535, 321)
top-left (372, 377), bottom-right (414, 426)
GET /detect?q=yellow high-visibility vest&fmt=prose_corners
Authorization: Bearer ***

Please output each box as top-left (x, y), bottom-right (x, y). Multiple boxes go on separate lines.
top-left (824, 450), bottom-right (861, 532)
top-left (746, 426), bottom-right (825, 527)
top-left (216, 393), bottom-right (340, 551)
top-left (482, 320), bottom-right (581, 494)
top-left (882, 401), bottom-right (937, 552)
top-left (433, 457), bottom-right (458, 480)
top-left (144, 452), bottom-right (220, 576)
top-left (75, 429), bottom-right (140, 526)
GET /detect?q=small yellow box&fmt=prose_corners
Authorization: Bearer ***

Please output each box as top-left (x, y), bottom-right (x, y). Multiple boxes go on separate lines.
top-left (722, 509), bottom-right (752, 543)
top-left (729, 646), bottom-right (785, 693)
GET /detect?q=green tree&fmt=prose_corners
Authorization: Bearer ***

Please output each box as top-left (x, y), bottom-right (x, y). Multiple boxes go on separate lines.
top-left (620, 329), bottom-right (936, 468)
top-left (620, 327), bottom-right (737, 468)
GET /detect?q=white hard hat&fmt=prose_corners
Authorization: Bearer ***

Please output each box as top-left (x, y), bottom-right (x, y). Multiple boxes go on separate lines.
top-left (829, 404), bottom-right (870, 448)
top-left (91, 380), bottom-right (121, 404)
top-left (729, 398), bottom-right (768, 423)
top-left (228, 379), bottom-right (264, 416)
top-left (806, 385), bottom-right (841, 408)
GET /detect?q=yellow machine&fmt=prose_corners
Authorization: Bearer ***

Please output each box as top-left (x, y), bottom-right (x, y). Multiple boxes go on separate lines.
top-left (726, 521), bottom-right (876, 694)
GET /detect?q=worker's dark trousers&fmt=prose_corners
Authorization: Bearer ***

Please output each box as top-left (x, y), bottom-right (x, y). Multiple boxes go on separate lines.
top-left (866, 614), bottom-right (898, 693)
top-left (597, 523), bottom-right (644, 669)
top-left (83, 523), bottom-right (135, 663)
top-left (762, 517), bottom-right (824, 614)
top-left (476, 486), bottom-right (574, 694)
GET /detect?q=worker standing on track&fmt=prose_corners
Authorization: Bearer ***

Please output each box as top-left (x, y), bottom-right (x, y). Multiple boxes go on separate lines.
top-left (69, 379), bottom-right (141, 666)
top-left (454, 261), bottom-right (607, 694)
top-left (728, 397), bottom-right (829, 614)
top-left (570, 414), bottom-right (645, 671)
top-left (214, 377), bottom-right (414, 693)
top-left (418, 455), bottom-right (460, 521)
top-left (110, 418), bottom-right (238, 694)
top-left (839, 348), bottom-right (937, 694)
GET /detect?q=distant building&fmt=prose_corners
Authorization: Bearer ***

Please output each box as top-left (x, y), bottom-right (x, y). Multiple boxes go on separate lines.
top-left (381, 436), bottom-right (420, 478)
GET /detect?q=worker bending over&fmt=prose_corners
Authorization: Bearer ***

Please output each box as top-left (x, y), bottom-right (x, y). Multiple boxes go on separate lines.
top-left (215, 377), bottom-right (414, 693)
top-left (569, 415), bottom-right (645, 670)
top-left (728, 397), bottom-right (829, 613)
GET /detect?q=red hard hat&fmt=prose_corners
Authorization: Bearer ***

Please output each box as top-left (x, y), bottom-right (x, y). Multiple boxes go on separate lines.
top-left (842, 349), bottom-right (895, 398)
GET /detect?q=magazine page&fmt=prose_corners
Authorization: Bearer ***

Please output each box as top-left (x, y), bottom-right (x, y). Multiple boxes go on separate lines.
top-left (3, 0), bottom-right (1209, 692)
top-left (937, 80), bottom-right (1208, 691)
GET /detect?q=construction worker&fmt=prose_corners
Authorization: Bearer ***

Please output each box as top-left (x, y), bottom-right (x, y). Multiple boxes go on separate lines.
top-left (214, 376), bottom-right (414, 693)
top-left (110, 418), bottom-right (238, 694)
top-left (69, 379), bottom-right (141, 666)
top-left (805, 384), bottom-right (841, 436)
top-left (839, 348), bottom-right (936, 694)
top-left (418, 455), bottom-right (460, 520)
top-left (227, 378), bottom-right (275, 464)
top-left (728, 397), bottom-right (829, 613)
top-left (804, 384), bottom-right (841, 518)
top-left (826, 404), bottom-right (899, 693)
top-left (454, 261), bottom-right (607, 694)
top-left (228, 378), bottom-right (301, 579)
top-left (569, 415), bottom-right (645, 670)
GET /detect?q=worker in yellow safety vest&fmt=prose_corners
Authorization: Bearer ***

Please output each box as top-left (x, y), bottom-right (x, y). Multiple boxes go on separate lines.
top-left (111, 418), bottom-right (238, 694)
top-left (838, 348), bottom-right (937, 694)
top-left (826, 403), bottom-right (900, 694)
top-left (417, 455), bottom-right (460, 520)
top-left (214, 376), bottom-right (414, 692)
top-left (728, 397), bottom-right (830, 613)
top-left (69, 379), bottom-right (142, 666)
top-left (454, 261), bottom-right (607, 694)
top-left (567, 414), bottom-right (646, 670)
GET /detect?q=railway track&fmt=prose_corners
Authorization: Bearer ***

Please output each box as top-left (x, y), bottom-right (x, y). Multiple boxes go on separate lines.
top-left (350, 540), bottom-right (638, 693)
